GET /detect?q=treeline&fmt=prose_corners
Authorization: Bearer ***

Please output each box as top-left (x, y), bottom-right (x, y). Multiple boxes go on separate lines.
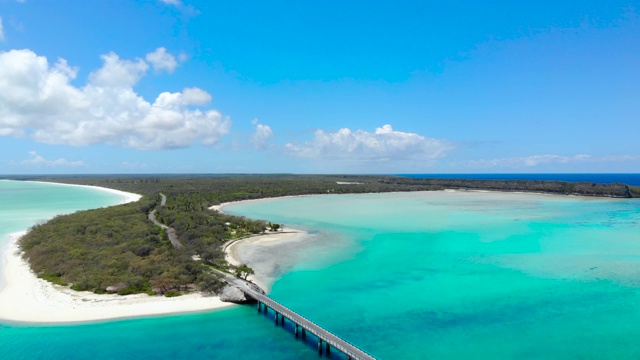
top-left (14, 174), bottom-right (639, 297)
top-left (14, 174), bottom-right (639, 200)
top-left (377, 177), bottom-right (638, 198)
top-left (18, 186), bottom-right (268, 296)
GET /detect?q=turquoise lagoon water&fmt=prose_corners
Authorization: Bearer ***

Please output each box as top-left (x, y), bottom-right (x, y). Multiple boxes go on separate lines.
top-left (2, 183), bottom-right (640, 359)
top-left (224, 191), bottom-right (640, 359)
top-left (0, 181), bottom-right (126, 290)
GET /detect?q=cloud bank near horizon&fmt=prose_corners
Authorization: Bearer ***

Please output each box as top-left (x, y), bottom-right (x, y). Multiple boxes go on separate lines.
top-left (285, 124), bottom-right (455, 163)
top-left (468, 154), bottom-right (640, 169)
top-left (19, 151), bottom-right (84, 168)
top-left (0, 48), bottom-right (230, 150)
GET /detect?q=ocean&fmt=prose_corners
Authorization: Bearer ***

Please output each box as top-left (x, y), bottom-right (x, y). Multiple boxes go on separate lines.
top-left (2, 177), bottom-right (640, 359)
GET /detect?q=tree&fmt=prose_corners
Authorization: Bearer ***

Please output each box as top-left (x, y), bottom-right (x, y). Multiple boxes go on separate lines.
top-left (268, 222), bottom-right (281, 232)
top-left (235, 264), bottom-right (255, 280)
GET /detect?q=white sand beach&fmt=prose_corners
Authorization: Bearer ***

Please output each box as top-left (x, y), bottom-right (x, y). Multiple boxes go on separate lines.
top-left (28, 181), bottom-right (144, 205)
top-left (0, 232), bottom-right (234, 323)
top-left (0, 186), bottom-right (313, 324)
top-left (214, 200), bottom-right (310, 292)
top-left (0, 184), bottom-right (234, 324)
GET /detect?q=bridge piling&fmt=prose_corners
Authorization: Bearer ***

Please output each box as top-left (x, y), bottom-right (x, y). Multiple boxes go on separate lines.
top-left (213, 269), bottom-right (376, 359)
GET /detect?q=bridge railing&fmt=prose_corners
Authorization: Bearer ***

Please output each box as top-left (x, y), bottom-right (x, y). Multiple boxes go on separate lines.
top-left (248, 290), bottom-right (375, 359)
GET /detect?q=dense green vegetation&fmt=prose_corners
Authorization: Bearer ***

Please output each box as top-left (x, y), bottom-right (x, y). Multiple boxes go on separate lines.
top-left (12, 174), bottom-right (639, 297)
top-left (18, 179), bottom-right (274, 296)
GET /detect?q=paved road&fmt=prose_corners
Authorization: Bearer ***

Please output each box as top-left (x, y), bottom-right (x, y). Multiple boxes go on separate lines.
top-left (148, 193), bottom-right (183, 249)
top-left (149, 193), bottom-right (374, 358)
top-left (213, 269), bottom-right (376, 360)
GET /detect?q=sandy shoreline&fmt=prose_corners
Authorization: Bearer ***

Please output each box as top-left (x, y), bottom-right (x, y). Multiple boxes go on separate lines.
top-left (214, 199), bottom-right (309, 292)
top-left (0, 182), bottom-right (235, 324)
top-left (26, 180), bottom-right (144, 205)
top-left (0, 231), bottom-right (234, 324)
top-left (0, 187), bottom-right (589, 324)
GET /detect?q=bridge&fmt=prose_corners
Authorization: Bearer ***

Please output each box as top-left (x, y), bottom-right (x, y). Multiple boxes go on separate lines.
top-left (214, 270), bottom-right (376, 359)
top-left (149, 194), bottom-right (375, 358)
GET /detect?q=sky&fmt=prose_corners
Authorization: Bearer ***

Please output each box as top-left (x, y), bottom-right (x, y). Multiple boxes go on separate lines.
top-left (0, 0), bottom-right (639, 174)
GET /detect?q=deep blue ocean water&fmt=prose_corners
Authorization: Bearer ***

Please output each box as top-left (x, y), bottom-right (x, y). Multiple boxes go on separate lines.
top-left (2, 178), bottom-right (640, 359)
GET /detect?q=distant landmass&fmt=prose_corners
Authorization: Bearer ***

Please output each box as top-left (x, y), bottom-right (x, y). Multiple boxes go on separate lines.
top-left (399, 173), bottom-right (640, 186)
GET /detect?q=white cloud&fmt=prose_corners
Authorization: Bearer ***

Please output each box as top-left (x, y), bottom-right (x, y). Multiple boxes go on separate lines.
top-left (251, 119), bottom-right (274, 150)
top-left (158, 0), bottom-right (199, 16)
top-left (21, 151), bottom-right (84, 167)
top-left (90, 52), bottom-right (148, 87)
top-left (182, 87), bottom-right (212, 105)
top-left (159, 0), bottom-right (182, 5)
top-left (145, 47), bottom-right (178, 73)
top-left (0, 49), bottom-right (230, 150)
top-left (0, 17), bottom-right (5, 42)
top-left (285, 124), bottom-right (454, 162)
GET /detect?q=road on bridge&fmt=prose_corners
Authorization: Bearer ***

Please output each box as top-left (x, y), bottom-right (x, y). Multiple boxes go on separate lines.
top-left (213, 269), bottom-right (376, 360)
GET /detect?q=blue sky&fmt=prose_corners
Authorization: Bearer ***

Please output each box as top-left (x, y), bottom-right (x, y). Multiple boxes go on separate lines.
top-left (0, 0), bottom-right (638, 174)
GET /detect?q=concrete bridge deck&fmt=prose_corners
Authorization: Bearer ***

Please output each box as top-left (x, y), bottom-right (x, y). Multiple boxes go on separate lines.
top-left (216, 270), bottom-right (376, 360)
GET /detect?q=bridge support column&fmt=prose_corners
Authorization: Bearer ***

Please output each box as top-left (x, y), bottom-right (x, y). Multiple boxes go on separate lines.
top-left (257, 301), bottom-right (261, 313)
top-left (318, 339), bottom-right (323, 356)
top-left (325, 342), bottom-right (331, 356)
top-left (280, 315), bottom-right (285, 326)
top-left (295, 325), bottom-right (299, 339)
top-left (302, 328), bottom-right (306, 340)
top-left (275, 312), bottom-right (279, 325)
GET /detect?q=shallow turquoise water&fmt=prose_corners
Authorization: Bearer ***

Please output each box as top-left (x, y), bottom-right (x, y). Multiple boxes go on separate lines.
top-left (0, 181), bottom-right (318, 359)
top-left (225, 191), bottom-right (640, 359)
top-left (0, 180), bottom-right (122, 240)
top-left (2, 184), bottom-right (640, 359)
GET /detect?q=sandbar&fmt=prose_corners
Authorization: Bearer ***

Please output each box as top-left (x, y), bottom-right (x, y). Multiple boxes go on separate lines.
top-left (214, 199), bottom-right (310, 292)
top-left (27, 180), bottom-right (144, 205)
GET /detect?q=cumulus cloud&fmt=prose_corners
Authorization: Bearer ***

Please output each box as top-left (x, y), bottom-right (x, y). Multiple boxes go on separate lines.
top-left (468, 154), bottom-right (617, 168)
top-left (285, 124), bottom-right (454, 162)
top-left (0, 49), bottom-right (231, 150)
top-left (182, 87), bottom-right (212, 105)
top-left (145, 47), bottom-right (178, 73)
top-left (90, 52), bottom-right (148, 87)
top-left (21, 151), bottom-right (84, 167)
top-left (159, 0), bottom-right (182, 5)
top-left (251, 119), bottom-right (274, 150)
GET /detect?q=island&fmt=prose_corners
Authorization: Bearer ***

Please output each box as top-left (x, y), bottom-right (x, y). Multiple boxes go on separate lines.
top-left (1, 174), bottom-right (638, 322)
